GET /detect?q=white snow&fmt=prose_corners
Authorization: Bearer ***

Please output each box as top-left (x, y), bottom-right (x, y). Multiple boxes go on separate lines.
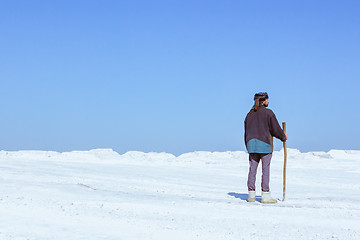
top-left (0, 148), bottom-right (359, 239)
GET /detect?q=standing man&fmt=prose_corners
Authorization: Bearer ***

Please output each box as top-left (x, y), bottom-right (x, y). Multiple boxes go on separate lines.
top-left (244, 92), bottom-right (287, 204)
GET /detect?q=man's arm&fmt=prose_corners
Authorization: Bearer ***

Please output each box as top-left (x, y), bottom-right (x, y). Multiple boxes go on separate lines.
top-left (268, 111), bottom-right (287, 141)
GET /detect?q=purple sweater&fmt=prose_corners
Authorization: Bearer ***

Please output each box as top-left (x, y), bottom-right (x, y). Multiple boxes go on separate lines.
top-left (244, 105), bottom-right (286, 152)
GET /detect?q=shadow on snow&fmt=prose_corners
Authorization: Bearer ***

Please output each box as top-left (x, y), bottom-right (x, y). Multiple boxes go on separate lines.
top-left (228, 192), bottom-right (261, 202)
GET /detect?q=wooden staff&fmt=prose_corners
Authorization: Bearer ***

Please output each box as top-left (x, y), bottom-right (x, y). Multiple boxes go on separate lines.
top-left (282, 122), bottom-right (287, 201)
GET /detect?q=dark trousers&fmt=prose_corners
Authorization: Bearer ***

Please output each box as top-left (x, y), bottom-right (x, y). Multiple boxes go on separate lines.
top-left (247, 153), bottom-right (272, 192)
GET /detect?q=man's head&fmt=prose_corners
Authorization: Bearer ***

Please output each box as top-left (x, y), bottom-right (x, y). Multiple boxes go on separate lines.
top-left (253, 92), bottom-right (269, 110)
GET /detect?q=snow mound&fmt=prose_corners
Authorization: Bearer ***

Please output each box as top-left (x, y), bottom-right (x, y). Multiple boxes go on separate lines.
top-left (121, 151), bottom-right (176, 162)
top-left (328, 149), bottom-right (360, 160)
top-left (177, 151), bottom-right (248, 164)
top-left (303, 151), bottom-right (333, 159)
top-left (0, 150), bottom-right (60, 160)
top-left (60, 148), bottom-right (121, 161)
top-left (1, 148), bottom-right (359, 164)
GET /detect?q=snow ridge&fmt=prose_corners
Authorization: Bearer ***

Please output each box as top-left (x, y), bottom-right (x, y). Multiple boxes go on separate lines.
top-left (1, 148), bottom-right (359, 162)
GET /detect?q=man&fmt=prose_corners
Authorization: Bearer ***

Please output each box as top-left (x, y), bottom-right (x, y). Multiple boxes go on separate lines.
top-left (244, 92), bottom-right (287, 204)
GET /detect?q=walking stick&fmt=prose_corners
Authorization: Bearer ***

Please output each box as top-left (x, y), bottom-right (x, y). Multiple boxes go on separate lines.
top-left (282, 122), bottom-right (287, 201)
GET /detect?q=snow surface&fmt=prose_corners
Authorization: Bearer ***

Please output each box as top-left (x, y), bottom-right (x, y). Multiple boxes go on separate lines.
top-left (0, 148), bottom-right (359, 239)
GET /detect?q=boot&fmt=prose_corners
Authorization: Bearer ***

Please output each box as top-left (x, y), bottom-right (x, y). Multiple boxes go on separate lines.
top-left (247, 191), bottom-right (256, 202)
top-left (261, 191), bottom-right (277, 204)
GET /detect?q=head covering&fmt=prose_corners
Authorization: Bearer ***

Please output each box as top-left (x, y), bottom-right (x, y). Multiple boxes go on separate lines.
top-left (253, 92), bottom-right (268, 111)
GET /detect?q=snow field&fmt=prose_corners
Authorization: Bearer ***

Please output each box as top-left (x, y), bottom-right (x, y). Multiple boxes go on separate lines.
top-left (0, 148), bottom-right (359, 239)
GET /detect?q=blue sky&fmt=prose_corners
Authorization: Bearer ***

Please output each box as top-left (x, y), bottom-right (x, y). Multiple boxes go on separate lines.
top-left (0, 0), bottom-right (359, 155)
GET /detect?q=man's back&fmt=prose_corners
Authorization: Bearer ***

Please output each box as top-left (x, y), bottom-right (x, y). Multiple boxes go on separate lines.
top-left (244, 105), bottom-right (286, 153)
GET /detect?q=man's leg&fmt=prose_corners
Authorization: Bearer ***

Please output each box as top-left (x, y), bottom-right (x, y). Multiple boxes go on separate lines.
top-left (247, 153), bottom-right (261, 191)
top-left (261, 153), bottom-right (272, 192)
top-left (259, 153), bottom-right (277, 203)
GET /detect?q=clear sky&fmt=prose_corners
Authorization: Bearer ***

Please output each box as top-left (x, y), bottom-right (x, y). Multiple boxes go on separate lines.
top-left (0, 0), bottom-right (359, 155)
